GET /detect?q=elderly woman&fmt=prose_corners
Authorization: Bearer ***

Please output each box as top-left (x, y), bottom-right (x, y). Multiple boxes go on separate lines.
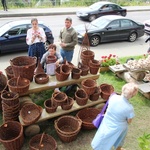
top-left (91, 82), bottom-right (138, 150)
top-left (26, 18), bottom-right (46, 60)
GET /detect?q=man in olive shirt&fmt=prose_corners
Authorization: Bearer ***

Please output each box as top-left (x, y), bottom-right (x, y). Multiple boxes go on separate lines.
top-left (59, 17), bottom-right (78, 62)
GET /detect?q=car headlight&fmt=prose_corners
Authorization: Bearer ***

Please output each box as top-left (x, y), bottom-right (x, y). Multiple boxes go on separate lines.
top-left (81, 13), bottom-right (88, 17)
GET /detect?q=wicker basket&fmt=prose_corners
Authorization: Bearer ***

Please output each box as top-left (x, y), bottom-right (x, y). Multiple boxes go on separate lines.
top-left (89, 87), bottom-right (100, 101)
top-left (81, 79), bottom-right (97, 96)
top-left (10, 56), bottom-right (37, 81)
top-left (7, 77), bottom-right (30, 94)
top-left (89, 63), bottom-right (100, 75)
top-left (20, 103), bottom-right (42, 125)
top-left (34, 73), bottom-right (49, 84)
top-left (5, 66), bottom-right (14, 79)
top-left (75, 88), bottom-right (88, 106)
top-left (61, 97), bottom-right (74, 110)
top-left (55, 66), bottom-right (70, 81)
top-left (29, 133), bottom-right (57, 150)
top-left (55, 129), bottom-right (80, 143)
top-left (44, 99), bottom-right (57, 113)
top-left (53, 92), bottom-right (67, 106)
top-left (54, 115), bottom-right (82, 142)
top-left (81, 50), bottom-right (95, 66)
top-left (1, 90), bottom-right (19, 106)
top-left (0, 72), bottom-right (8, 110)
top-left (60, 64), bottom-right (71, 75)
top-left (89, 59), bottom-right (100, 68)
top-left (0, 72), bottom-right (7, 92)
top-left (100, 83), bottom-right (114, 100)
top-left (46, 55), bottom-right (57, 64)
top-left (76, 108), bottom-right (100, 130)
top-left (78, 63), bottom-right (89, 76)
top-left (71, 67), bottom-right (82, 79)
top-left (34, 58), bottom-right (45, 75)
top-left (0, 121), bottom-right (24, 150)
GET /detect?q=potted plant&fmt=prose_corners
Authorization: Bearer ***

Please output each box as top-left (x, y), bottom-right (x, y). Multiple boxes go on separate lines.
top-left (100, 54), bottom-right (118, 72)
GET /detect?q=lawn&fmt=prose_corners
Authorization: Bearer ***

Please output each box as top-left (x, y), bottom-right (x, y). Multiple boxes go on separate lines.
top-left (0, 55), bottom-right (150, 150)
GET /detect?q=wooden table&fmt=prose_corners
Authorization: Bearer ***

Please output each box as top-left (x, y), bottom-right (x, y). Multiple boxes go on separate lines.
top-left (19, 73), bottom-right (104, 127)
top-left (19, 73), bottom-right (100, 96)
top-left (19, 98), bottom-right (105, 126)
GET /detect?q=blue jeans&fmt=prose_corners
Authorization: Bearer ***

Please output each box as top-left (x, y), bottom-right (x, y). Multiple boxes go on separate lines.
top-left (60, 48), bottom-right (74, 62)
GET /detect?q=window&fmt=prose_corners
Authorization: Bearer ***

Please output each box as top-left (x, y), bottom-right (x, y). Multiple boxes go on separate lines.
top-left (121, 20), bottom-right (133, 28)
top-left (108, 20), bottom-right (120, 29)
top-left (110, 4), bottom-right (120, 10)
top-left (8, 25), bottom-right (27, 36)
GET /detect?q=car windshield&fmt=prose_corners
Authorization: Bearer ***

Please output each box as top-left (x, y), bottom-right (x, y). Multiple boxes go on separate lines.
top-left (89, 3), bottom-right (103, 10)
top-left (0, 24), bottom-right (10, 36)
top-left (90, 17), bottom-right (110, 28)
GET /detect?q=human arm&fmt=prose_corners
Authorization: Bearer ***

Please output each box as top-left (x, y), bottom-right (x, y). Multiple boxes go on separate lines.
top-left (145, 37), bottom-right (150, 43)
top-left (55, 52), bottom-right (63, 66)
top-left (40, 52), bottom-right (49, 65)
top-left (26, 29), bottom-right (36, 45)
top-left (61, 31), bottom-right (78, 48)
top-left (37, 28), bottom-right (46, 43)
top-left (127, 118), bottom-right (132, 124)
top-left (126, 105), bottom-right (134, 124)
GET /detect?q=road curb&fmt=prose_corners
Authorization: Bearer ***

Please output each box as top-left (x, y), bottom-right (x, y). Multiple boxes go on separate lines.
top-left (0, 8), bottom-right (150, 18)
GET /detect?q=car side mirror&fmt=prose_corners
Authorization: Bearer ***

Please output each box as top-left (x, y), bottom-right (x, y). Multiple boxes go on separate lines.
top-left (106, 27), bottom-right (112, 30)
top-left (4, 33), bottom-right (9, 38)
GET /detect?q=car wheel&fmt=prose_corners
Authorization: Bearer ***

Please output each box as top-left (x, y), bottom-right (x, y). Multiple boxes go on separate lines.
top-left (121, 11), bottom-right (126, 17)
top-left (89, 15), bottom-right (96, 22)
top-left (128, 32), bottom-right (137, 42)
top-left (90, 35), bottom-right (100, 46)
top-left (44, 41), bottom-right (50, 51)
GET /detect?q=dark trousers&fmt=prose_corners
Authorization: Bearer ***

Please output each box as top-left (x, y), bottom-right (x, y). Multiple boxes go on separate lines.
top-left (1, 0), bottom-right (7, 11)
top-left (28, 42), bottom-right (46, 65)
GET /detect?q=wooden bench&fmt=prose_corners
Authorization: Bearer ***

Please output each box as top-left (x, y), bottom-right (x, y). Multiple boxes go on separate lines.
top-left (109, 64), bottom-right (150, 99)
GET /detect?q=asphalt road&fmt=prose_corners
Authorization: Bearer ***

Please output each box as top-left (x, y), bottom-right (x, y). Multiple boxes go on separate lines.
top-left (0, 11), bottom-right (150, 73)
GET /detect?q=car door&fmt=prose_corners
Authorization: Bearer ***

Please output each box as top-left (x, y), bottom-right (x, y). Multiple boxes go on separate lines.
top-left (108, 4), bottom-right (121, 15)
top-left (98, 4), bottom-right (110, 17)
top-left (102, 20), bottom-right (121, 42)
top-left (119, 19), bottom-right (134, 39)
top-left (0, 24), bottom-right (28, 53)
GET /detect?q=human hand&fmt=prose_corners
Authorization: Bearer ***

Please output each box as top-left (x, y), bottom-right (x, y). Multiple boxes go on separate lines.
top-left (60, 42), bottom-right (66, 47)
top-left (55, 60), bottom-right (60, 66)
